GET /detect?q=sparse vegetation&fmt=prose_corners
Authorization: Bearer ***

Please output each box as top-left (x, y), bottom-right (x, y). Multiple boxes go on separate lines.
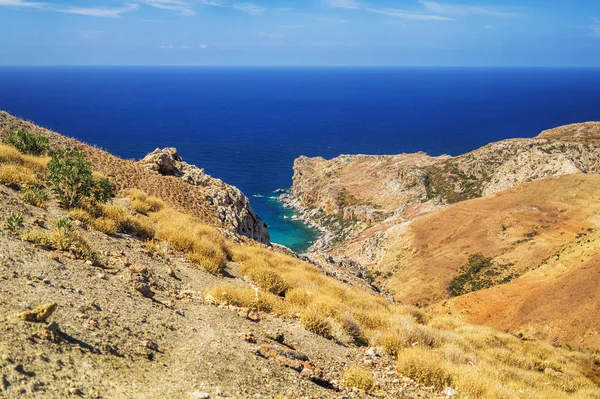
top-left (22, 225), bottom-right (97, 263)
top-left (449, 254), bottom-right (518, 297)
top-left (20, 183), bottom-right (48, 208)
top-left (2, 129), bottom-right (49, 156)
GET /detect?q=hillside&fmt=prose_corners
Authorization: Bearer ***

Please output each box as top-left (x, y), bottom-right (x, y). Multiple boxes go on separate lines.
top-left (0, 112), bottom-right (269, 244)
top-left (1, 114), bottom-right (599, 398)
top-left (286, 122), bottom-right (600, 350)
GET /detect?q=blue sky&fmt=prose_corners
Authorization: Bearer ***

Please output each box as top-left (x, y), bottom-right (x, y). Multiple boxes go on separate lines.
top-left (1, 0), bottom-right (599, 66)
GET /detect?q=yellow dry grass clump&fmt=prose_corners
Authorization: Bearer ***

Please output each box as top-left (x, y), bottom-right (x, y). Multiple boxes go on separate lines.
top-left (0, 144), bottom-right (49, 187)
top-left (340, 366), bottom-right (376, 392)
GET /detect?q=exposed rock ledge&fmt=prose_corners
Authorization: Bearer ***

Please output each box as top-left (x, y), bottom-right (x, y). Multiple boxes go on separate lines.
top-left (140, 147), bottom-right (270, 244)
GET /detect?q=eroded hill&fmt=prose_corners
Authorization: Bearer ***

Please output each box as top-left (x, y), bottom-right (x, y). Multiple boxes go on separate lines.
top-left (286, 122), bottom-right (600, 350)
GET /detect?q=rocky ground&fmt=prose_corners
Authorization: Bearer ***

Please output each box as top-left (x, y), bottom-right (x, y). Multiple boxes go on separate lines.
top-left (0, 182), bottom-right (448, 399)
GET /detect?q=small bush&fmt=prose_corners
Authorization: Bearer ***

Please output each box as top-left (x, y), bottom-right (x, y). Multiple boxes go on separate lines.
top-left (20, 184), bottom-right (48, 208)
top-left (186, 250), bottom-right (226, 275)
top-left (92, 217), bottom-right (118, 236)
top-left (5, 213), bottom-right (24, 232)
top-left (285, 288), bottom-right (313, 307)
top-left (300, 305), bottom-right (332, 338)
top-left (46, 150), bottom-right (112, 209)
top-left (68, 208), bottom-right (94, 224)
top-left (340, 367), bottom-right (376, 392)
top-left (396, 347), bottom-right (452, 389)
top-left (145, 239), bottom-right (163, 255)
top-left (131, 199), bottom-right (151, 214)
top-left (55, 217), bottom-right (74, 232)
top-left (0, 164), bottom-right (35, 187)
top-left (337, 312), bottom-right (367, 345)
top-left (120, 215), bottom-right (156, 239)
top-left (2, 129), bottom-right (49, 156)
top-left (243, 267), bottom-right (288, 296)
top-left (206, 284), bottom-right (286, 314)
top-left (22, 227), bottom-right (96, 262)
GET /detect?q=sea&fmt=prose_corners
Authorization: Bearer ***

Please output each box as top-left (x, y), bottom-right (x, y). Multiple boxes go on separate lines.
top-left (1, 67), bottom-right (600, 252)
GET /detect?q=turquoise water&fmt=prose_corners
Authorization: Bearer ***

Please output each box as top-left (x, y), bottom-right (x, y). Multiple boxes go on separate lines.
top-left (2, 67), bottom-right (600, 252)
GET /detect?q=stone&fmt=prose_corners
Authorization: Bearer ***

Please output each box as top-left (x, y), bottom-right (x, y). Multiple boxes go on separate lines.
top-left (134, 283), bottom-right (155, 299)
top-left (188, 391), bottom-right (210, 399)
top-left (18, 303), bottom-right (57, 323)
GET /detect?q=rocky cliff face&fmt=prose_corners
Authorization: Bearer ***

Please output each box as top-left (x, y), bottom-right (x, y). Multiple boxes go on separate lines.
top-left (288, 123), bottom-right (600, 253)
top-left (140, 147), bottom-right (270, 244)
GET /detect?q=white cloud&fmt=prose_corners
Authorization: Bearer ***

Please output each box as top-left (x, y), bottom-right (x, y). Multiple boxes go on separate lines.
top-left (0, 0), bottom-right (46, 8)
top-left (233, 3), bottom-right (265, 15)
top-left (59, 3), bottom-right (139, 18)
top-left (367, 8), bottom-right (454, 21)
top-left (199, 44), bottom-right (208, 49)
top-left (139, 0), bottom-right (195, 16)
top-left (327, 0), bottom-right (360, 9)
top-left (484, 24), bottom-right (494, 29)
top-left (81, 30), bottom-right (104, 39)
top-left (420, 1), bottom-right (516, 17)
top-left (158, 44), bottom-right (196, 49)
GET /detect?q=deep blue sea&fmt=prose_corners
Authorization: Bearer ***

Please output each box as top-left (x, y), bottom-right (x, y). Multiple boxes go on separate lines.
top-left (1, 67), bottom-right (600, 252)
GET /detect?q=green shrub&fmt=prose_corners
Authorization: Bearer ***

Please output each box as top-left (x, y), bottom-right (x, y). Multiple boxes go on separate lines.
top-left (55, 217), bottom-right (74, 232)
top-left (46, 150), bottom-right (112, 209)
top-left (2, 129), bottom-right (49, 156)
top-left (5, 213), bottom-right (24, 232)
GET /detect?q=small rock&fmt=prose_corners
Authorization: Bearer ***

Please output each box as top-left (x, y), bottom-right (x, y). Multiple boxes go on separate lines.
top-left (188, 391), bottom-right (210, 399)
top-left (266, 330), bottom-right (285, 343)
top-left (96, 273), bottom-right (107, 280)
top-left (144, 340), bottom-right (159, 351)
top-left (240, 332), bottom-right (257, 344)
top-left (442, 387), bottom-right (455, 397)
top-left (18, 303), bottom-right (57, 323)
top-left (166, 267), bottom-right (176, 278)
top-left (134, 283), bottom-right (155, 299)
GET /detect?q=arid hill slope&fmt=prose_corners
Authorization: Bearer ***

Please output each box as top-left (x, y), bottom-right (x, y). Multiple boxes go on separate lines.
top-left (287, 123), bottom-right (600, 350)
top-left (0, 111), bottom-right (269, 244)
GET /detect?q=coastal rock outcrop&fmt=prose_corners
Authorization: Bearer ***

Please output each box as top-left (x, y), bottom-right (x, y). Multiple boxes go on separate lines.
top-left (140, 147), bottom-right (270, 244)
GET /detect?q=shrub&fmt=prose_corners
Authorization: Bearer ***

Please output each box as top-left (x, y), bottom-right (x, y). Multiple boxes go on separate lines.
top-left (68, 208), bottom-right (94, 224)
top-left (186, 250), bottom-right (226, 275)
top-left (396, 347), bottom-right (452, 389)
top-left (5, 213), bottom-right (24, 232)
top-left (0, 164), bottom-right (35, 187)
top-left (206, 284), bottom-right (287, 314)
top-left (46, 150), bottom-right (112, 209)
top-left (243, 267), bottom-right (288, 296)
top-left (131, 199), bottom-right (151, 214)
top-left (2, 129), bottom-right (49, 156)
top-left (120, 215), bottom-right (156, 239)
top-left (22, 227), bottom-right (96, 262)
top-left (340, 367), bottom-right (376, 392)
top-left (55, 217), bottom-right (74, 232)
top-left (92, 217), bottom-right (118, 236)
top-left (20, 184), bottom-right (48, 208)
top-left (300, 305), bottom-right (332, 338)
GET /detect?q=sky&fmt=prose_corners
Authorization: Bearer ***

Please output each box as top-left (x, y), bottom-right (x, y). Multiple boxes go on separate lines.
top-left (1, 0), bottom-right (600, 66)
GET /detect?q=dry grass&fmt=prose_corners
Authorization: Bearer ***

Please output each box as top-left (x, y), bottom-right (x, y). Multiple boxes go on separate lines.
top-left (21, 228), bottom-right (97, 262)
top-left (340, 366), bottom-right (376, 392)
top-left (33, 183), bottom-right (600, 398)
top-left (300, 305), bottom-right (332, 338)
